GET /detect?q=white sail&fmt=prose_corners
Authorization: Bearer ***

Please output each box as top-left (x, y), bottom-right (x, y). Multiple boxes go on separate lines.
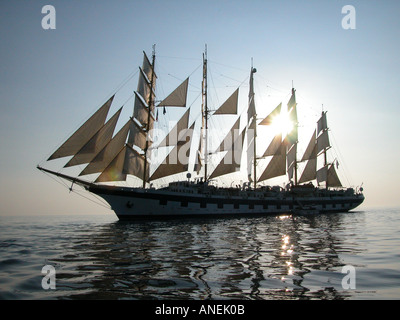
top-left (127, 119), bottom-right (148, 150)
top-left (157, 108), bottom-right (190, 147)
top-left (288, 162), bottom-right (295, 181)
top-left (316, 164), bottom-right (342, 187)
top-left (288, 88), bottom-right (297, 111)
top-left (298, 130), bottom-right (317, 184)
top-left (246, 118), bottom-right (256, 179)
top-left (95, 147), bottom-right (128, 183)
top-left (124, 145), bottom-right (148, 181)
top-left (134, 50), bottom-right (156, 186)
top-left (150, 123), bottom-right (195, 181)
top-left (287, 144), bottom-right (297, 176)
top-left (137, 67), bottom-right (153, 106)
top-left (259, 103), bottom-right (282, 126)
top-left (133, 49), bottom-right (156, 132)
top-left (209, 128), bottom-right (245, 179)
top-left (257, 142), bottom-right (286, 182)
top-left (79, 120), bottom-right (131, 176)
top-left (215, 117), bottom-right (240, 152)
top-left (213, 88), bottom-right (239, 115)
top-left (95, 146), bottom-right (148, 182)
top-left (298, 158), bottom-right (317, 183)
top-left (64, 107), bottom-right (122, 168)
top-left (317, 130), bottom-right (330, 155)
top-left (285, 107), bottom-right (298, 148)
top-left (284, 88), bottom-right (298, 149)
top-left (142, 51), bottom-right (157, 86)
top-left (317, 111), bottom-right (327, 135)
top-left (193, 138), bottom-right (203, 174)
top-left (327, 164), bottom-right (342, 187)
top-left (316, 165), bottom-right (328, 184)
top-left (95, 143), bottom-right (149, 183)
top-left (262, 133), bottom-right (282, 157)
top-left (133, 92), bottom-right (152, 127)
top-left (247, 67), bottom-right (257, 184)
top-left (287, 143), bottom-right (297, 180)
top-left (157, 78), bottom-right (189, 108)
top-left (247, 69), bottom-right (256, 121)
top-left (48, 95), bottom-right (114, 160)
top-left (301, 130), bottom-right (317, 161)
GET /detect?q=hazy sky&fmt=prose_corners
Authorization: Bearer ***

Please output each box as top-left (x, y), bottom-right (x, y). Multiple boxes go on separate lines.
top-left (0, 0), bottom-right (399, 216)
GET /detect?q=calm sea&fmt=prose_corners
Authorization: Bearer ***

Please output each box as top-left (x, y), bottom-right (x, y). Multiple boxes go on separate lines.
top-left (0, 208), bottom-right (399, 300)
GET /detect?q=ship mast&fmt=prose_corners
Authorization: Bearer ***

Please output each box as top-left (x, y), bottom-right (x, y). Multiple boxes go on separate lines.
top-left (252, 69), bottom-right (257, 190)
top-left (321, 111), bottom-right (328, 189)
top-left (202, 45), bottom-right (209, 181)
top-left (143, 44), bottom-right (156, 188)
top-left (286, 86), bottom-right (298, 186)
top-left (290, 81), bottom-right (298, 186)
top-left (248, 62), bottom-right (257, 189)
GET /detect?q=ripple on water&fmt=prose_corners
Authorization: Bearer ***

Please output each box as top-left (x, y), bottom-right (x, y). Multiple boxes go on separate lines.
top-left (0, 210), bottom-right (399, 299)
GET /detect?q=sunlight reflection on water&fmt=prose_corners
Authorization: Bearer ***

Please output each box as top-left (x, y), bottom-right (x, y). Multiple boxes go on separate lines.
top-left (0, 208), bottom-right (399, 299)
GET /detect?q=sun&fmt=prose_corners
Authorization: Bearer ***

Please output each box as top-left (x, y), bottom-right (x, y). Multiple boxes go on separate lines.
top-left (270, 112), bottom-right (294, 137)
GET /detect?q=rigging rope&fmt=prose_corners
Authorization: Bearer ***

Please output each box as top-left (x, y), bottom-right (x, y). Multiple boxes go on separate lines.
top-left (38, 67), bottom-right (140, 167)
top-left (329, 130), bottom-right (353, 187)
top-left (41, 169), bottom-right (112, 210)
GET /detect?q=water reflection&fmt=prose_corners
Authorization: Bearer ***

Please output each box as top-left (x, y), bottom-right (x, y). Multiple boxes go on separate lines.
top-left (50, 213), bottom-right (366, 300)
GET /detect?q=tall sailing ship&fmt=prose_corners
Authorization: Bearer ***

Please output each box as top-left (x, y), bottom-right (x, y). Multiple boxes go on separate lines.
top-left (38, 47), bottom-right (364, 219)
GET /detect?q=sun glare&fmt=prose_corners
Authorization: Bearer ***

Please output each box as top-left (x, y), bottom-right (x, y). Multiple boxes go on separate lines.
top-left (270, 113), bottom-right (293, 136)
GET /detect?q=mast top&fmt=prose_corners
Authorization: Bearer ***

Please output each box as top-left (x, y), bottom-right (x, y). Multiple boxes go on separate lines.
top-left (251, 57), bottom-right (257, 73)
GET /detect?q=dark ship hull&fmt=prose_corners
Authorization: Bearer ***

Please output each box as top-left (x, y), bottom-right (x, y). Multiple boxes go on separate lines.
top-left (88, 182), bottom-right (364, 220)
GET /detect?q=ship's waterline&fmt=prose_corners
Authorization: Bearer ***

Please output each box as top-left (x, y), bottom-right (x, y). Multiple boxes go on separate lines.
top-left (89, 183), bottom-right (364, 219)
